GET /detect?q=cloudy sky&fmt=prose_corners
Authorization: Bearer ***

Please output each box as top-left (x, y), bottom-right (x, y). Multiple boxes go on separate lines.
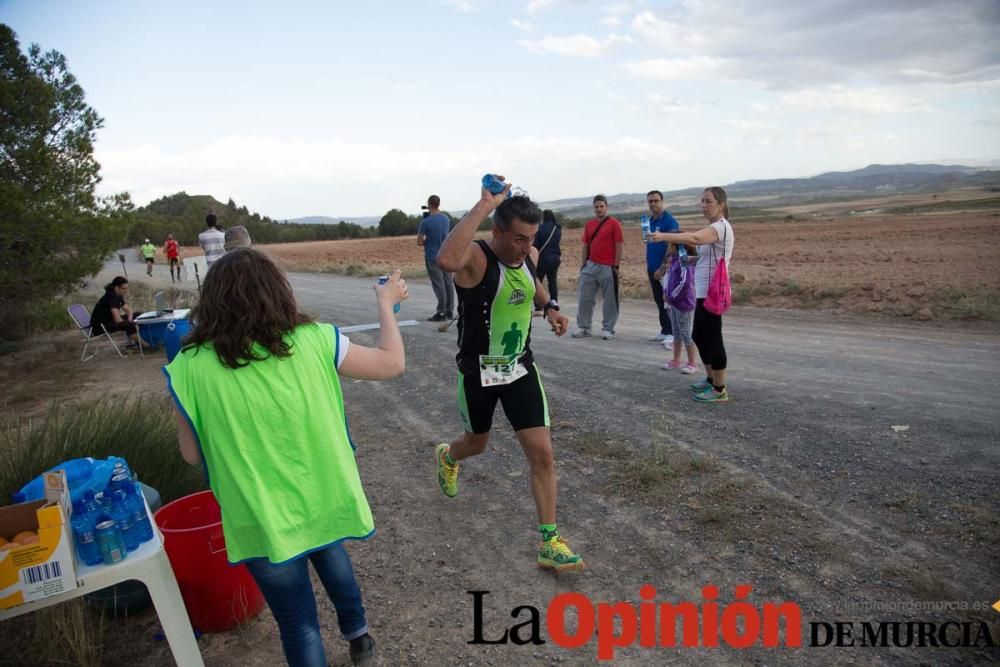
top-left (3, 0), bottom-right (998, 217)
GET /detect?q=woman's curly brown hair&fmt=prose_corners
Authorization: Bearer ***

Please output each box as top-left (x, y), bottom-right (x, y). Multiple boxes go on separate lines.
top-left (182, 248), bottom-right (314, 369)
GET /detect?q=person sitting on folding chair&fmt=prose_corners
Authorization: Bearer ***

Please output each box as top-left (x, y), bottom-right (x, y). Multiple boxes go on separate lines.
top-left (90, 276), bottom-right (147, 350)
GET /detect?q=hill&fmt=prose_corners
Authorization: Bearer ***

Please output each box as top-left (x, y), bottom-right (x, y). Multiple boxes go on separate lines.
top-left (286, 215), bottom-right (381, 227)
top-left (542, 163), bottom-right (1000, 218)
top-left (129, 193), bottom-right (374, 246)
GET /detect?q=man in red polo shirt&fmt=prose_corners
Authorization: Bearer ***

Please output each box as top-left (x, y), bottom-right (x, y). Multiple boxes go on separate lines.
top-left (572, 194), bottom-right (624, 340)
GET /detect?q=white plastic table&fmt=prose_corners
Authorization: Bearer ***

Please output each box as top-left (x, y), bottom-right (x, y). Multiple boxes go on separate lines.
top-left (135, 308), bottom-right (192, 327)
top-left (0, 524), bottom-right (204, 666)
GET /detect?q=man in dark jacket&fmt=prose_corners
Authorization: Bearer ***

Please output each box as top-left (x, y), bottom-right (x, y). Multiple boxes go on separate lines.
top-left (533, 209), bottom-right (562, 313)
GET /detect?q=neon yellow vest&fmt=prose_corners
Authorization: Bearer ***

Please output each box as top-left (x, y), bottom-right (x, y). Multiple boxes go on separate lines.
top-left (164, 323), bottom-right (374, 564)
top-left (141, 243), bottom-right (155, 259)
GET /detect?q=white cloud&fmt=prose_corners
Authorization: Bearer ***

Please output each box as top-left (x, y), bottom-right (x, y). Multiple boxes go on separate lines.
top-left (779, 86), bottom-right (932, 114)
top-left (519, 32), bottom-right (631, 58)
top-left (974, 109), bottom-right (1000, 128)
top-left (510, 18), bottom-right (533, 31)
top-left (626, 1), bottom-right (1000, 89)
top-left (631, 10), bottom-right (708, 52)
top-left (526, 0), bottom-right (557, 16)
top-left (97, 134), bottom-right (687, 217)
top-left (646, 94), bottom-right (696, 112)
top-left (439, 0), bottom-right (482, 12)
top-left (387, 82), bottom-right (418, 93)
top-left (623, 56), bottom-right (723, 80)
top-left (600, 1), bottom-right (638, 28)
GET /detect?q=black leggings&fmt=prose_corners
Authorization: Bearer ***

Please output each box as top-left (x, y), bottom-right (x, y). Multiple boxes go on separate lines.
top-left (536, 261), bottom-right (560, 303)
top-left (692, 299), bottom-right (726, 370)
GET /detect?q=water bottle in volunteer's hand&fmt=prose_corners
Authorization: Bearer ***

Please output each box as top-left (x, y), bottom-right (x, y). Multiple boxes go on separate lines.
top-left (376, 276), bottom-right (401, 313)
top-left (640, 214), bottom-right (651, 243)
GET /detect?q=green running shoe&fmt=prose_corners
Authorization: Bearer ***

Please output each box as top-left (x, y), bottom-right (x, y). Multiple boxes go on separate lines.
top-left (693, 387), bottom-right (729, 403)
top-left (436, 443), bottom-right (459, 498)
top-left (689, 379), bottom-right (713, 392)
top-left (538, 537), bottom-right (585, 572)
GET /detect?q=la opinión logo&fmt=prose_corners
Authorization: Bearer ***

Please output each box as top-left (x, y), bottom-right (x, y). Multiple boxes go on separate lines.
top-left (468, 587), bottom-right (997, 661)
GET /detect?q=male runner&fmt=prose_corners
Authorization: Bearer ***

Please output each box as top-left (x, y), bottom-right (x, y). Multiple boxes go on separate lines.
top-left (164, 234), bottom-right (180, 282)
top-left (434, 177), bottom-right (583, 571)
top-left (140, 238), bottom-right (156, 276)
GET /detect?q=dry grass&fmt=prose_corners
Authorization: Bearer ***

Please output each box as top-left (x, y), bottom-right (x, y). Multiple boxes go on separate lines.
top-left (569, 431), bottom-right (628, 460)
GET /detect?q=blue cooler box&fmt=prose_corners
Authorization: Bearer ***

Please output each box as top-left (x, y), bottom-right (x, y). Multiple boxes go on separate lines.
top-left (165, 319), bottom-right (192, 362)
top-left (139, 320), bottom-right (169, 347)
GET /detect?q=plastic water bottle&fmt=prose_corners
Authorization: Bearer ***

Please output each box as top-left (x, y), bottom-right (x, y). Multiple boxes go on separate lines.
top-left (71, 498), bottom-right (103, 566)
top-left (640, 215), bottom-right (651, 243)
top-left (678, 246), bottom-right (688, 261)
top-left (110, 491), bottom-right (139, 552)
top-left (482, 173), bottom-right (505, 195)
top-left (109, 471), bottom-right (131, 495)
top-left (94, 491), bottom-right (112, 522)
top-left (111, 459), bottom-right (131, 479)
top-left (376, 276), bottom-right (401, 314)
top-left (126, 483), bottom-right (154, 544)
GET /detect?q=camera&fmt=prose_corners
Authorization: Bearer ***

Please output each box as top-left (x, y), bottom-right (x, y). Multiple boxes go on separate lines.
top-left (421, 205), bottom-right (430, 219)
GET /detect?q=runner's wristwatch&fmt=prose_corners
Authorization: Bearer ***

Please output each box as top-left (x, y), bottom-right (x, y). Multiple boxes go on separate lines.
top-left (542, 300), bottom-right (560, 317)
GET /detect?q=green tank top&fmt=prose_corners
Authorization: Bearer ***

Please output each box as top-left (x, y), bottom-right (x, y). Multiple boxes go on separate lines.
top-left (455, 240), bottom-right (537, 375)
top-left (163, 322), bottom-right (374, 564)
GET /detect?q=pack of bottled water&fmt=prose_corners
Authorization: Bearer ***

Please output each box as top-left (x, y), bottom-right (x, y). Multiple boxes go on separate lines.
top-left (69, 459), bottom-right (155, 566)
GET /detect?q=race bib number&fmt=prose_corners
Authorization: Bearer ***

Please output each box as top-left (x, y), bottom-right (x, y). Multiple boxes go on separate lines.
top-left (479, 354), bottom-right (528, 387)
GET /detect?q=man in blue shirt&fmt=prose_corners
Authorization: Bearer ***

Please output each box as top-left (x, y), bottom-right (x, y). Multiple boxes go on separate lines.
top-left (417, 195), bottom-right (455, 321)
top-left (645, 190), bottom-right (679, 342)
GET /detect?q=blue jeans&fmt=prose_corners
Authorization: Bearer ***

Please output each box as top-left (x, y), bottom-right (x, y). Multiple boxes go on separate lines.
top-left (245, 543), bottom-right (368, 667)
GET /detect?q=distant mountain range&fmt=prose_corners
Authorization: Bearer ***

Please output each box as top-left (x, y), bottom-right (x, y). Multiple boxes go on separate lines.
top-left (282, 163), bottom-right (1000, 224)
top-left (285, 215), bottom-right (381, 227)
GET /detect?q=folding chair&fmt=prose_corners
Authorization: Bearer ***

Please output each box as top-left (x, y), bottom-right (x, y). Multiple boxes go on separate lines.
top-left (67, 304), bottom-right (135, 361)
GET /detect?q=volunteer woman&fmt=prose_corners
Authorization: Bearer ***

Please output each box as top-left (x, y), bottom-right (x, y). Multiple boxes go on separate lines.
top-left (165, 248), bottom-right (408, 666)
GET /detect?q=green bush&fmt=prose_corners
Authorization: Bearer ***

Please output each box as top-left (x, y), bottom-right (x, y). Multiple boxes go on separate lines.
top-left (0, 398), bottom-right (205, 505)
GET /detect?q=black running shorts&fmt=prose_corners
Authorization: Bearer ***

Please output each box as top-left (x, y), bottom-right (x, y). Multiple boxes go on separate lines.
top-left (457, 362), bottom-right (549, 434)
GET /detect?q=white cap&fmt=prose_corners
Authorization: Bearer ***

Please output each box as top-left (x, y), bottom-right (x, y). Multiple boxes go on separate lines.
top-left (144, 238), bottom-right (150, 243)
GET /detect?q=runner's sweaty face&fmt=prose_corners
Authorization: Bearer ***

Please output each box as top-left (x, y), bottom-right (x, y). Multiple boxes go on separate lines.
top-left (493, 218), bottom-right (538, 266)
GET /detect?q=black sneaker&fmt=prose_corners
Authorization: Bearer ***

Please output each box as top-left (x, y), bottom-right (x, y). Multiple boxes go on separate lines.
top-left (444, 312), bottom-right (454, 319)
top-left (428, 313), bottom-right (447, 322)
top-left (349, 634), bottom-right (376, 665)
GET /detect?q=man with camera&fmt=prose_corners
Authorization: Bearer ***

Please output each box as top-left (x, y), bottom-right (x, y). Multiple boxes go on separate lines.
top-left (417, 195), bottom-right (455, 322)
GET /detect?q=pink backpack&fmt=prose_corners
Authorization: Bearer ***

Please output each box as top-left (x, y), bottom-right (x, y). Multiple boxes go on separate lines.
top-left (704, 223), bottom-right (731, 316)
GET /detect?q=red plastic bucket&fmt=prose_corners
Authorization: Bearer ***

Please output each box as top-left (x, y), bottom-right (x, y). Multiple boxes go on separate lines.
top-left (154, 490), bottom-right (265, 632)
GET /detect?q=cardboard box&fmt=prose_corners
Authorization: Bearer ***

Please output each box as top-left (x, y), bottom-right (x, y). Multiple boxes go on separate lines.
top-left (0, 471), bottom-right (78, 610)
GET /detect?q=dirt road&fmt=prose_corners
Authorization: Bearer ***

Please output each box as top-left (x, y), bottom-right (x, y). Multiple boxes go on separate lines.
top-left (94, 261), bottom-right (1000, 665)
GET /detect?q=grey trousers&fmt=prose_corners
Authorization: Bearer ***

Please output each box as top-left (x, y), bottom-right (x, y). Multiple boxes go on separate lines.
top-left (576, 261), bottom-right (619, 332)
top-left (426, 258), bottom-right (455, 315)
